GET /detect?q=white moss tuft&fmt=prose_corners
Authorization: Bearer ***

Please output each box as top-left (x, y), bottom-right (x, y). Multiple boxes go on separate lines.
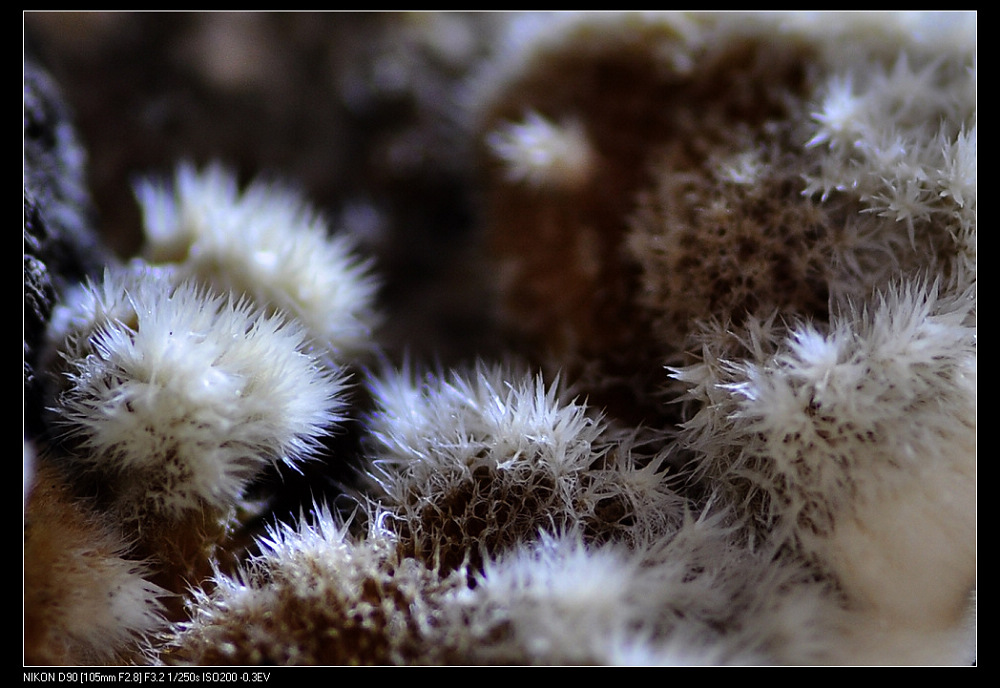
top-left (135, 162), bottom-right (380, 361)
top-left (166, 504), bottom-right (467, 665)
top-left (48, 265), bottom-right (346, 520)
top-left (365, 363), bottom-right (685, 571)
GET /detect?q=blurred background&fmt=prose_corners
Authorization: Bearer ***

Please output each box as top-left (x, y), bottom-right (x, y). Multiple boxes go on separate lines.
top-left (25, 11), bottom-right (508, 365)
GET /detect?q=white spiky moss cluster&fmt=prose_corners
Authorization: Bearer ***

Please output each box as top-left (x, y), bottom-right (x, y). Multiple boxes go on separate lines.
top-left (30, 161), bottom-right (376, 662)
top-left (164, 494), bottom-right (966, 666)
top-left (624, 17), bottom-right (975, 359)
top-left (475, 12), bottom-right (975, 396)
top-left (462, 13), bottom-right (976, 665)
top-left (364, 363), bottom-right (686, 572)
top-left (673, 280), bottom-right (976, 645)
top-left (473, 11), bottom-right (845, 426)
top-left (48, 263), bottom-right (345, 522)
top-left (135, 162), bottom-right (380, 360)
top-left (164, 506), bottom-right (469, 665)
top-left (165, 501), bottom-right (855, 666)
top-left (26, 12), bottom-right (976, 667)
top-left (804, 51), bottom-right (976, 298)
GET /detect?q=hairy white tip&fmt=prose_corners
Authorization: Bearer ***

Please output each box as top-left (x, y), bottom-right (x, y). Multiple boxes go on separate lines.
top-left (51, 265), bottom-right (346, 518)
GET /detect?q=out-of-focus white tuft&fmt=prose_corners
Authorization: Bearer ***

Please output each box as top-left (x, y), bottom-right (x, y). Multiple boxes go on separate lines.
top-left (24, 463), bottom-right (167, 665)
top-left (456, 510), bottom-right (857, 665)
top-left (486, 111), bottom-right (595, 189)
top-left (461, 531), bottom-right (651, 664)
top-left (135, 162), bottom-right (380, 361)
